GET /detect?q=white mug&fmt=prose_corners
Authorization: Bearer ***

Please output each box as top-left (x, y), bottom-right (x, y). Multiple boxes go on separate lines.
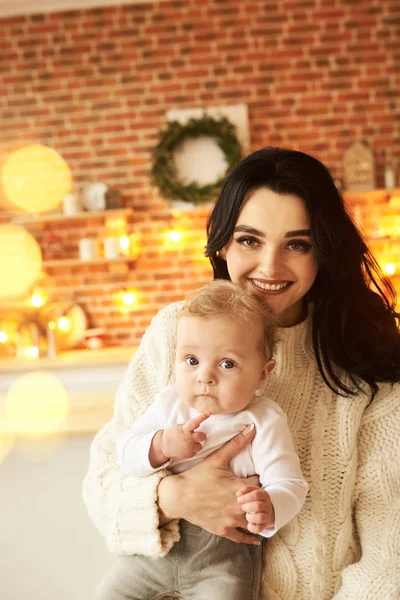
top-left (103, 236), bottom-right (120, 259)
top-left (63, 193), bottom-right (81, 215)
top-left (79, 238), bottom-right (97, 261)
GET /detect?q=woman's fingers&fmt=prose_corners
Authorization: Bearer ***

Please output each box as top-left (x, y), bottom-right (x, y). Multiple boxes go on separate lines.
top-left (236, 484), bottom-right (259, 498)
top-left (247, 522), bottom-right (265, 535)
top-left (208, 424), bottom-right (256, 467)
top-left (245, 475), bottom-right (261, 488)
top-left (223, 527), bottom-right (261, 545)
top-left (237, 487), bottom-right (268, 504)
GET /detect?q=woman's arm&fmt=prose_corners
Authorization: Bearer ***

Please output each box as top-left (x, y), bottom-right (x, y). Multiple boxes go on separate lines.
top-left (332, 383), bottom-right (400, 599)
top-left (82, 304), bottom-right (181, 557)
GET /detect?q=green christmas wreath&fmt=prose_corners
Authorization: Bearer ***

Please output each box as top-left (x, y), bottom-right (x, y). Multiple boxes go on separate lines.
top-left (151, 114), bottom-right (243, 205)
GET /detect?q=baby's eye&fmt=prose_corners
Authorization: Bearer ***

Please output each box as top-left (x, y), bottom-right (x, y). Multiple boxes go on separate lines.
top-left (220, 360), bottom-right (235, 369)
top-left (186, 356), bottom-right (199, 366)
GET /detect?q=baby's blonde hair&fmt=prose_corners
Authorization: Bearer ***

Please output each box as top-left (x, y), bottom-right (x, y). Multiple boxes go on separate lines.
top-left (178, 280), bottom-right (279, 358)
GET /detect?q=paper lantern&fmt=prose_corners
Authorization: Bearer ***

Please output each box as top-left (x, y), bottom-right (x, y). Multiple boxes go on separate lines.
top-left (2, 144), bottom-right (72, 213)
top-left (0, 224), bottom-right (42, 299)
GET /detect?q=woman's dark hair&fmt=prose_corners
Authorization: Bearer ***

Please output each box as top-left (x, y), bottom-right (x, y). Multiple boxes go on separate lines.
top-left (205, 147), bottom-right (400, 400)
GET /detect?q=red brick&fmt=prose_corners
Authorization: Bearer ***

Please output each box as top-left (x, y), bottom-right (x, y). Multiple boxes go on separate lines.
top-left (0, 0), bottom-right (398, 346)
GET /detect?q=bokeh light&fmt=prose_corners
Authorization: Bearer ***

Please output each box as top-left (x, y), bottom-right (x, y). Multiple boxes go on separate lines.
top-left (2, 144), bottom-right (72, 213)
top-left (0, 433), bottom-right (14, 463)
top-left (126, 233), bottom-right (141, 260)
top-left (384, 263), bottom-right (396, 276)
top-left (31, 293), bottom-right (45, 308)
top-left (167, 230), bottom-right (182, 243)
top-left (0, 224), bottom-right (42, 299)
top-left (121, 290), bottom-right (137, 306)
top-left (119, 235), bottom-right (130, 251)
top-left (23, 346), bottom-right (39, 359)
top-left (5, 371), bottom-right (69, 437)
top-left (116, 289), bottom-right (142, 314)
top-left (57, 316), bottom-right (70, 331)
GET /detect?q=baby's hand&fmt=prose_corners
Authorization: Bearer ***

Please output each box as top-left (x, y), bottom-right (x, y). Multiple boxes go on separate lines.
top-left (161, 412), bottom-right (210, 459)
top-left (236, 485), bottom-right (275, 534)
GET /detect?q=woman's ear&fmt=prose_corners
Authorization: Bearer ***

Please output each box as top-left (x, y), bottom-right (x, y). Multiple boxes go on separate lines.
top-left (218, 247), bottom-right (227, 260)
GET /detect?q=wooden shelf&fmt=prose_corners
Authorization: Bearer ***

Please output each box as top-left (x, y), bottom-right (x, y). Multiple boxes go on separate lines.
top-left (11, 207), bottom-right (133, 224)
top-left (42, 256), bottom-right (135, 267)
top-left (345, 188), bottom-right (400, 203)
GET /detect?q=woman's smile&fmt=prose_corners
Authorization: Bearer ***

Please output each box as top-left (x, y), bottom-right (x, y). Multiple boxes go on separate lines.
top-left (250, 279), bottom-right (292, 293)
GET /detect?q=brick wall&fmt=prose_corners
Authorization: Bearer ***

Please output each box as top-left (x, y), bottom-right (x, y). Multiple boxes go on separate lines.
top-left (0, 0), bottom-right (399, 347)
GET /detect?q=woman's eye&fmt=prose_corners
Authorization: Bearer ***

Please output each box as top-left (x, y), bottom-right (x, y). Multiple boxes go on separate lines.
top-left (186, 357), bottom-right (199, 366)
top-left (220, 360), bottom-right (235, 369)
top-left (287, 240), bottom-right (312, 252)
top-left (236, 236), bottom-right (260, 248)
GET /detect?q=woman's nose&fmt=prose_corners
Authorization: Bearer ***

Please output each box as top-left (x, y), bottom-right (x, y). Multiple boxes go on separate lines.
top-left (259, 247), bottom-right (281, 277)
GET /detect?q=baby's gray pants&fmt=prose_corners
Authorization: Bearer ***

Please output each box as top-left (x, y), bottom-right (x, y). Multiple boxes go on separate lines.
top-left (95, 520), bottom-right (262, 600)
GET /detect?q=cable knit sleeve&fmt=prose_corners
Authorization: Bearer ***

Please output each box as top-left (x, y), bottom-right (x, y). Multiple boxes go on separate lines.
top-left (82, 303), bottom-right (181, 558)
top-left (333, 383), bottom-right (400, 600)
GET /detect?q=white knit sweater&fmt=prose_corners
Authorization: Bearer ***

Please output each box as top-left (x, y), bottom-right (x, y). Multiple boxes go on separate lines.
top-left (83, 302), bottom-right (400, 600)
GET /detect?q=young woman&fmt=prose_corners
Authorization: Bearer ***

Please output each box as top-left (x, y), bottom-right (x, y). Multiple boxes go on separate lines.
top-left (83, 147), bottom-right (400, 600)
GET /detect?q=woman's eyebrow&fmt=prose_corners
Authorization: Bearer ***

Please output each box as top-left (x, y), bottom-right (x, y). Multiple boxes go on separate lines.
top-left (233, 225), bottom-right (265, 236)
top-left (285, 229), bottom-right (311, 237)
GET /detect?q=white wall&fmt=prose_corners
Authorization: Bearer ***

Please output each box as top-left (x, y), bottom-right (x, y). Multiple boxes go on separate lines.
top-left (0, 436), bottom-right (113, 600)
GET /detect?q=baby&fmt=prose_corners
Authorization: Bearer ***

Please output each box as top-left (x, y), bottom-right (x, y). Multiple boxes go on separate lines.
top-left (105, 281), bottom-right (308, 600)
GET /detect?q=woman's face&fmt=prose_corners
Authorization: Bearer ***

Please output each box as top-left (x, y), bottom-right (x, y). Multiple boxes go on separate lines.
top-left (223, 187), bottom-right (318, 327)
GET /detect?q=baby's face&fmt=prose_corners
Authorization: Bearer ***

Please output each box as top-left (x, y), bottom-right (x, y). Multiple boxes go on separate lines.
top-left (175, 314), bottom-right (274, 414)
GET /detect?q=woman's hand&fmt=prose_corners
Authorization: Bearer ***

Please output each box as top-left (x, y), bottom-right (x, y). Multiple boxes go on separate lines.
top-left (157, 424), bottom-right (261, 545)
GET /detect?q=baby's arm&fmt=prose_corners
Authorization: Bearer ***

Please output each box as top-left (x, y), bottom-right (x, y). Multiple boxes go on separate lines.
top-left (149, 412), bottom-right (210, 467)
top-left (239, 401), bottom-right (309, 538)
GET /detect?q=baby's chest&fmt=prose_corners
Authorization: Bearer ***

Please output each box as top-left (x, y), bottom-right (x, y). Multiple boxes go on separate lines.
top-left (229, 447), bottom-right (255, 478)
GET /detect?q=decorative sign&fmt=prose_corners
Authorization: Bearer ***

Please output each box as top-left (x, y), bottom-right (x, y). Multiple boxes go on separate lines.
top-left (343, 140), bottom-right (376, 192)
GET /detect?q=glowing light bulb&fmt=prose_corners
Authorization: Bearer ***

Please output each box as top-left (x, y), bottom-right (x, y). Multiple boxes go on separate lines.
top-left (122, 291), bottom-right (137, 306)
top-left (168, 230), bottom-right (182, 243)
top-left (25, 346), bottom-right (39, 359)
top-left (57, 316), bottom-right (70, 331)
top-left (31, 293), bottom-right (45, 308)
top-left (119, 236), bottom-right (130, 251)
top-left (384, 263), bottom-right (396, 276)
top-left (0, 331), bottom-right (8, 343)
